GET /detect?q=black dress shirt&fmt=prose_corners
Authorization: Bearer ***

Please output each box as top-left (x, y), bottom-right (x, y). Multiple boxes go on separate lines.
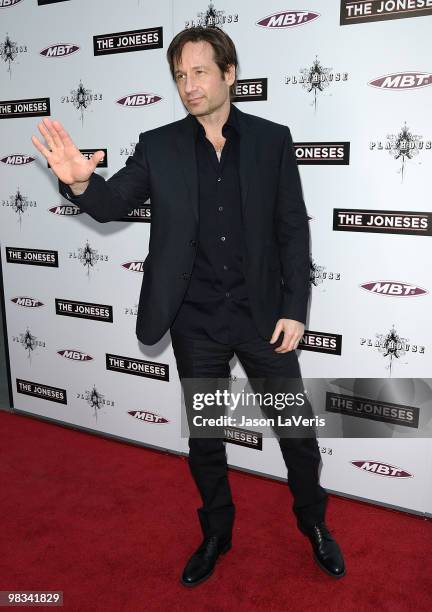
top-left (170, 104), bottom-right (259, 344)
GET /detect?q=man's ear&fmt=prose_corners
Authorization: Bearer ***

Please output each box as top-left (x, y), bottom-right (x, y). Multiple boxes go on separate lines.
top-left (225, 63), bottom-right (236, 87)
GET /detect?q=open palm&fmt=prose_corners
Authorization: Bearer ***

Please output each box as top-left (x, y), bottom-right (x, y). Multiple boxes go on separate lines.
top-left (31, 118), bottom-right (104, 185)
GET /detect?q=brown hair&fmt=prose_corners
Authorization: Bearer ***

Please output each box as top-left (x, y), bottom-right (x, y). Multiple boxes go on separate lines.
top-left (166, 26), bottom-right (239, 97)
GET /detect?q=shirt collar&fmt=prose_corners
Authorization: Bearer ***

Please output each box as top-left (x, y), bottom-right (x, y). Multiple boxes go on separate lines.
top-left (191, 103), bottom-right (240, 140)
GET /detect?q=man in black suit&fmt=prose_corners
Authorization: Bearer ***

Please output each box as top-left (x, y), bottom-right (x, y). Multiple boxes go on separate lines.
top-left (32, 26), bottom-right (345, 586)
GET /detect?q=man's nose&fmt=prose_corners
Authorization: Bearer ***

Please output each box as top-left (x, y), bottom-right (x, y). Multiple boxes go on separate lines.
top-left (184, 74), bottom-right (196, 94)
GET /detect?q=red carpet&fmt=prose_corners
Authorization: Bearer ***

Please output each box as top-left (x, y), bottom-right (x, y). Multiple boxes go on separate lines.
top-left (1, 410), bottom-right (430, 612)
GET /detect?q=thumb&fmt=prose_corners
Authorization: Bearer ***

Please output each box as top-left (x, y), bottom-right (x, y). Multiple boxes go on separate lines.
top-left (90, 150), bottom-right (105, 169)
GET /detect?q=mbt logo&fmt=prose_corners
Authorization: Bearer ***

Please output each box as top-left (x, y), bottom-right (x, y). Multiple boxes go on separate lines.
top-left (122, 261), bottom-right (145, 272)
top-left (360, 281), bottom-right (427, 297)
top-left (0, 0), bottom-right (24, 7)
top-left (351, 460), bottom-right (413, 478)
top-left (116, 93), bottom-right (162, 108)
top-left (11, 296), bottom-right (44, 308)
top-left (369, 72), bottom-right (432, 90)
top-left (40, 44), bottom-right (80, 58)
top-left (128, 410), bottom-right (169, 424)
top-left (256, 10), bottom-right (319, 28)
top-left (57, 350), bottom-right (93, 362)
top-left (1, 154), bottom-right (35, 165)
top-left (48, 204), bottom-right (81, 215)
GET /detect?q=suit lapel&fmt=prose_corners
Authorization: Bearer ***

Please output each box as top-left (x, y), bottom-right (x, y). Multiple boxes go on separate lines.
top-left (237, 108), bottom-right (257, 222)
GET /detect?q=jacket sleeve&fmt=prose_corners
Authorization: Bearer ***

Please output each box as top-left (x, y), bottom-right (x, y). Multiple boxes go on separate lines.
top-left (276, 126), bottom-right (311, 325)
top-left (58, 131), bottom-right (150, 223)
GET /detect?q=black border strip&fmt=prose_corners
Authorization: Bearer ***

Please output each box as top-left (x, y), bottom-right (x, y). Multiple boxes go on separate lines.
top-left (0, 246), bottom-right (14, 409)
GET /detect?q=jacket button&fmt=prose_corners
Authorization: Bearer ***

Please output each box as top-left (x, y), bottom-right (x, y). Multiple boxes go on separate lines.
top-left (189, 240), bottom-right (197, 247)
top-left (181, 272), bottom-right (189, 280)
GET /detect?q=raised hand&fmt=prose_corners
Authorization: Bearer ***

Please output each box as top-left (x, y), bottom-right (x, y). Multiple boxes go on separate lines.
top-left (31, 118), bottom-right (104, 187)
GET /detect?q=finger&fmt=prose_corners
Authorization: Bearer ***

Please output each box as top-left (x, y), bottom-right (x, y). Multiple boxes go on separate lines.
top-left (42, 117), bottom-right (63, 150)
top-left (31, 134), bottom-right (52, 159)
top-left (89, 150), bottom-right (105, 172)
top-left (37, 121), bottom-right (56, 150)
top-left (51, 120), bottom-right (75, 148)
top-left (270, 322), bottom-right (283, 344)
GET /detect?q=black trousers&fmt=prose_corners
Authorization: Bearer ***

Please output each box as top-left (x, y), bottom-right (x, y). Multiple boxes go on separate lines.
top-left (170, 328), bottom-right (328, 541)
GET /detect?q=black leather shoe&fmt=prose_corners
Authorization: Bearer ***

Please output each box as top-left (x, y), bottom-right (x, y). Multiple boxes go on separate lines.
top-left (181, 535), bottom-right (232, 587)
top-left (298, 521), bottom-right (346, 578)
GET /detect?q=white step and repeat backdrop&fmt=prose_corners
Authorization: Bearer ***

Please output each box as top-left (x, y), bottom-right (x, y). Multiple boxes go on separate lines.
top-left (1, 0), bottom-right (431, 516)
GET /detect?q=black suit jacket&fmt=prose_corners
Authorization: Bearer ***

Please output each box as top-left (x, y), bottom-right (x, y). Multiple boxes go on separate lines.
top-left (59, 105), bottom-right (310, 345)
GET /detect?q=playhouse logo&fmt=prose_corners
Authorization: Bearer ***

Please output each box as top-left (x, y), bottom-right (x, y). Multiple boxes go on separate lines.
top-left (285, 55), bottom-right (348, 111)
top-left (12, 327), bottom-right (46, 361)
top-left (368, 72), bottom-right (432, 91)
top-left (370, 122), bottom-right (431, 181)
top-left (310, 259), bottom-right (341, 288)
top-left (256, 10), bottom-right (319, 28)
top-left (78, 385), bottom-right (114, 421)
top-left (2, 188), bottom-right (37, 226)
top-left (61, 80), bottom-right (102, 124)
top-left (360, 324), bottom-right (425, 376)
top-left (69, 240), bottom-right (109, 276)
top-left (185, 3), bottom-right (239, 28)
top-left (0, 33), bottom-right (28, 77)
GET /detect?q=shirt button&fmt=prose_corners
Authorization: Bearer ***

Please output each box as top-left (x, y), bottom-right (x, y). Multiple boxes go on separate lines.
top-left (181, 272), bottom-right (189, 280)
top-left (189, 240), bottom-right (197, 247)
top-left (218, 206), bottom-right (223, 212)
top-left (220, 236), bottom-right (226, 241)
top-left (217, 177), bottom-right (222, 182)
top-left (225, 291), bottom-right (231, 298)
top-left (223, 265), bottom-right (228, 271)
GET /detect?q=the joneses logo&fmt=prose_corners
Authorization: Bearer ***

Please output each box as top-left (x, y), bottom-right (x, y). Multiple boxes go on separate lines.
top-left (285, 55), bottom-right (348, 112)
top-left (368, 72), bottom-right (432, 90)
top-left (11, 296), bottom-right (44, 308)
top-left (224, 426), bottom-right (262, 450)
top-left (69, 240), bottom-right (108, 276)
top-left (295, 142), bottom-right (350, 164)
top-left (55, 298), bottom-right (113, 322)
top-left (93, 27), bottom-right (162, 56)
top-left (12, 327), bottom-right (46, 362)
top-left (2, 188), bottom-right (37, 226)
top-left (0, 33), bottom-right (27, 77)
top-left (185, 3), bottom-right (239, 28)
top-left (256, 10), bottom-right (319, 28)
top-left (40, 43), bottom-right (79, 58)
top-left (58, 349), bottom-right (93, 362)
top-left (106, 353), bottom-right (169, 382)
top-left (360, 324), bottom-right (425, 375)
top-left (351, 460), bottom-right (413, 478)
top-left (77, 385), bottom-right (114, 421)
top-left (16, 379), bottom-right (67, 404)
top-left (326, 393), bottom-right (419, 428)
top-left (360, 280), bottom-right (427, 297)
top-left (299, 330), bottom-right (342, 355)
top-left (0, 97), bottom-right (50, 119)
top-left (370, 122), bottom-right (431, 181)
top-left (1, 154), bottom-right (35, 165)
top-left (333, 209), bottom-right (432, 236)
top-left (340, 0), bottom-right (432, 26)
top-left (232, 78), bottom-right (267, 102)
top-left (6, 247), bottom-right (58, 267)
top-left (128, 410), bottom-right (169, 424)
top-left (118, 206), bottom-right (151, 222)
top-left (310, 259), bottom-right (341, 289)
top-left (61, 80), bottom-right (102, 125)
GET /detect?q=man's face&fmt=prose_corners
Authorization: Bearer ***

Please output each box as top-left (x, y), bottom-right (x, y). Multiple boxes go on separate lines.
top-left (173, 40), bottom-right (235, 117)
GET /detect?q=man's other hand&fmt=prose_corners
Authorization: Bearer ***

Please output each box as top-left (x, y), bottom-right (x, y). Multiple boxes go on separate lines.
top-left (270, 319), bottom-right (304, 353)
